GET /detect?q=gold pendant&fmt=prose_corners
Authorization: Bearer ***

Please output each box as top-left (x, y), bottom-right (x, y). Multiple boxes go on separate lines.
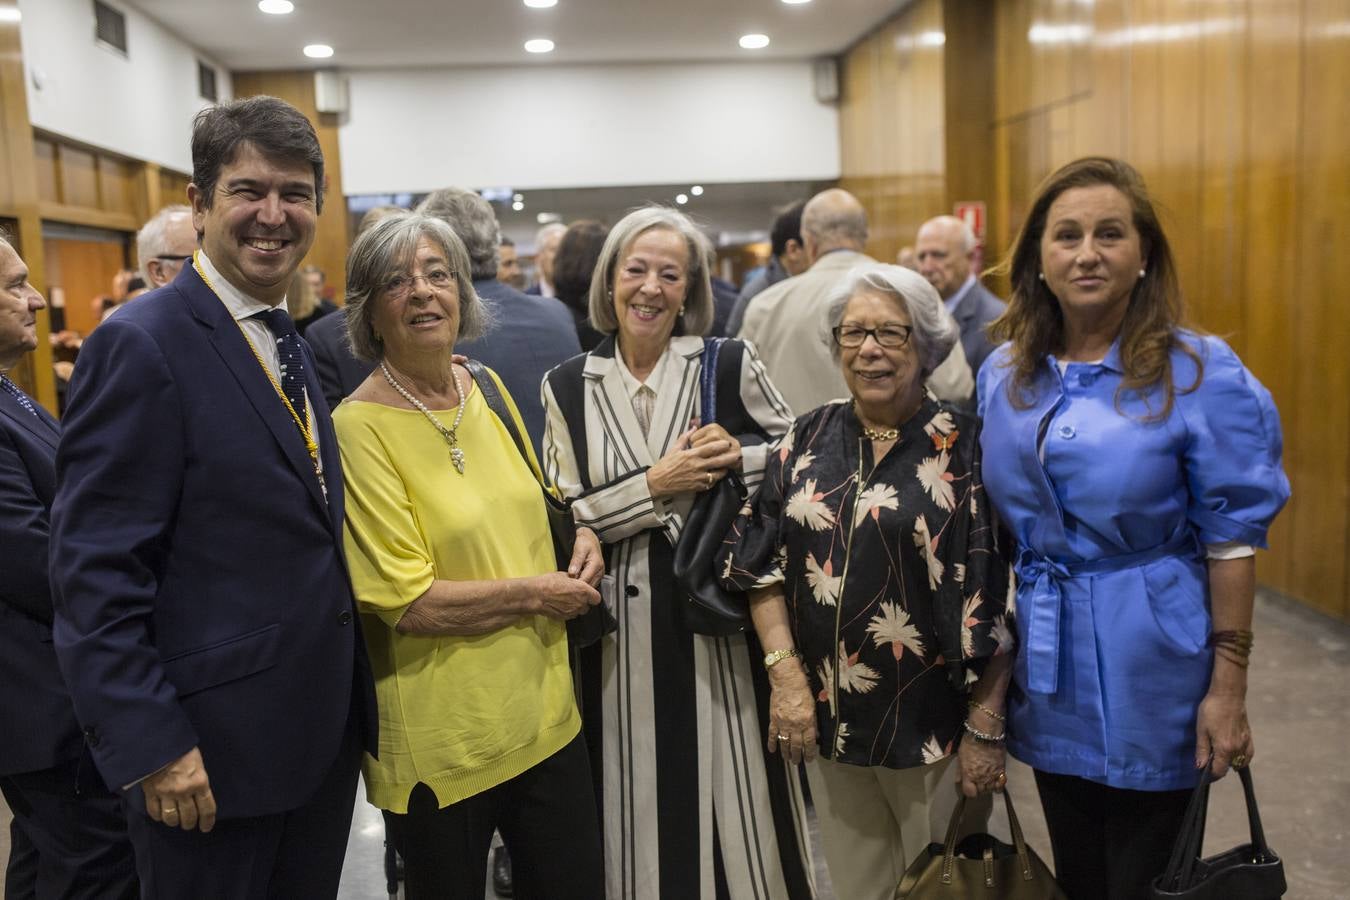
top-left (451, 447), bottom-right (465, 474)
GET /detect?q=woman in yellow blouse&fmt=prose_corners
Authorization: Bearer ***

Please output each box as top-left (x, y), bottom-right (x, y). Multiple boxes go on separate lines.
top-left (333, 213), bottom-right (604, 899)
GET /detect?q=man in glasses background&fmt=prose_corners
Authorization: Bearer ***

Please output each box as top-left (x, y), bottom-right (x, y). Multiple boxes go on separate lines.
top-left (136, 205), bottom-right (197, 290)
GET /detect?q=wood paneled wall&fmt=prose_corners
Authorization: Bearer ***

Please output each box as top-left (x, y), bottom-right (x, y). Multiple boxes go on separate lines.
top-left (839, 0), bottom-right (1350, 619)
top-left (232, 72), bottom-right (350, 305)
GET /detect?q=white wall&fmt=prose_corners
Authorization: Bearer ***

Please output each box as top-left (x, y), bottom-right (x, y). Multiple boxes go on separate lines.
top-left (340, 61), bottom-right (839, 194)
top-left (20, 0), bottom-right (231, 173)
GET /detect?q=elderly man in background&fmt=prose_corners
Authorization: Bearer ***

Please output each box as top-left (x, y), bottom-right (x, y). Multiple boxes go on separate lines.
top-left (418, 188), bottom-right (580, 457)
top-left (915, 215), bottom-right (1005, 377)
top-left (739, 188), bottom-right (973, 412)
top-left (498, 236), bottom-right (526, 289)
top-left (136, 204), bottom-right (197, 289)
top-left (526, 221), bottom-right (567, 298)
top-left (726, 199), bottom-right (808, 337)
top-left (1, 234), bottom-right (138, 898)
top-left (51, 95), bottom-right (377, 898)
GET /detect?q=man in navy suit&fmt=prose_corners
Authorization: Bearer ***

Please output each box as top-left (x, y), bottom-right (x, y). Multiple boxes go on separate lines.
top-left (0, 236), bottom-right (137, 897)
top-left (50, 96), bottom-right (376, 898)
top-left (915, 215), bottom-right (1007, 379)
top-left (418, 188), bottom-right (581, 458)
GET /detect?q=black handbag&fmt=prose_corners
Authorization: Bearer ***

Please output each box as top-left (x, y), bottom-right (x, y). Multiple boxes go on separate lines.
top-left (1150, 762), bottom-right (1285, 899)
top-left (466, 361), bottom-right (616, 649)
top-left (671, 337), bottom-right (750, 636)
top-left (896, 789), bottom-right (1067, 898)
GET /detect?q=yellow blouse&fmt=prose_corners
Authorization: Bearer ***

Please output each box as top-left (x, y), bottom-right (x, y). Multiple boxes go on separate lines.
top-left (334, 372), bottom-right (579, 814)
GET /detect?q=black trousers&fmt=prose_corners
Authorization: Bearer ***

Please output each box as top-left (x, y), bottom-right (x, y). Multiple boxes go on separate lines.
top-left (384, 732), bottom-right (602, 900)
top-left (1034, 769), bottom-right (1191, 900)
top-left (1, 759), bottom-right (138, 900)
top-left (124, 714), bottom-right (362, 900)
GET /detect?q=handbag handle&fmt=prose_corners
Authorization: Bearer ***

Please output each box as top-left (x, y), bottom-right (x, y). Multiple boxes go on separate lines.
top-left (1158, 759), bottom-right (1273, 890)
top-left (700, 337), bottom-right (725, 426)
top-left (939, 790), bottom-right (1036, 884)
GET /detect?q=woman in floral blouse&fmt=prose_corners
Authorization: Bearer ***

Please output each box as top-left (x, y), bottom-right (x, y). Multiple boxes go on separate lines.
top-left (719, 263), bottom-right (1014, 900)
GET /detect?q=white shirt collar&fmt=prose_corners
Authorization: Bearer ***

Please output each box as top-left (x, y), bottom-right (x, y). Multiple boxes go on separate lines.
top-left (943, 274), bottom-right (978, 315)
top-left (195, 250), bottom-right (288, 321)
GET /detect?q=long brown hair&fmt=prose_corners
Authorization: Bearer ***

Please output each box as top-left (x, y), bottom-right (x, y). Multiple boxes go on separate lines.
top-left (987, 157), bottom-right (1200, 420)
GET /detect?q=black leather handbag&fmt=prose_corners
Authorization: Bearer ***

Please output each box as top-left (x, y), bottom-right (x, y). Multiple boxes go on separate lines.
top-left (466, 361), bottom-right (616, 649)
top-left (1150, 762), bottom-right (1285, 899)
top-left (671, 338), bottom-right (750, 636)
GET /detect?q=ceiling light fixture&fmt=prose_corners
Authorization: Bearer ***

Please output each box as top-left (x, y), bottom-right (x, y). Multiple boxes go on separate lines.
top-left (524, 0), bottom-right (558, 8)
top-left (524, 38), bottom-right (555, 53)
top-left (0, 8), bottom-right (22, 23)
top-left (690, 185), bottom-right (704, 196)
top-left (513, 193), bottom-right (524, 202)
top-left (739, 34), bottom-right (771, 50)
top-left (675, 194), bottom-right (689, 205)
top-left (303, 44), bottom-right (334, 59)
top-left (781, 0), bottom-right (812, 5)
top-left (258, 0), bottom-right (295, 14)
top-left (512, 201), bottom-right (525, 211)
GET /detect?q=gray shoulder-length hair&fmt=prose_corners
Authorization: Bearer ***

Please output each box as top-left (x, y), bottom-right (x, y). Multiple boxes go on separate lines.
top-left (587, 206), bottom-right (714, 337)
top-left (344, 212), bottom-right (493, 362)
top-left (824, 263), bottom-right (958, 375)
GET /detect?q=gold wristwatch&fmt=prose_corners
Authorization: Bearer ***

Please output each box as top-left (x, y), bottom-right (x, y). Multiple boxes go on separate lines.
top-left (763, 648), bottom-right (802, 670)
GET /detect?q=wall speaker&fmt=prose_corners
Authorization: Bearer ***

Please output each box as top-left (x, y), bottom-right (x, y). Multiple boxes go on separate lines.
top-left (813, 57), bottom-right (839, 104)
top-left (314, 70), bottom-right (349, 116)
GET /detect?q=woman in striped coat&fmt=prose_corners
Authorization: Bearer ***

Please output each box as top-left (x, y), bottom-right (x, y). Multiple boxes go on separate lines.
top-left (541, 206), bottom-right (816, 900)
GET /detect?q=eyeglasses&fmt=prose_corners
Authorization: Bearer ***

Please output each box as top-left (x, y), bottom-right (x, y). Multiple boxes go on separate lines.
top-left (384, 269), bottom-right (455, 299)
top-left (832, 324), bottom-right (913, 349)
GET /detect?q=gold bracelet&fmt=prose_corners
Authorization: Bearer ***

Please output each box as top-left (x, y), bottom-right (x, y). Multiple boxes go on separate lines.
top-left (763, 648), bottom-right (802, 670)
top-left (968, 700), bottom-right (1006, 723)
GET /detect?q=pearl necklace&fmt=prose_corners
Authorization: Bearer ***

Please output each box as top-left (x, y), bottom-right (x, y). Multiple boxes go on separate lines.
top-left (381, 362), bottom-right (468, 474)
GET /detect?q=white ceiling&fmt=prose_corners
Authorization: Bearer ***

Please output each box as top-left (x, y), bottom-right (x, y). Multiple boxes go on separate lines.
top-left (124, 0), bottom-right (905, 70)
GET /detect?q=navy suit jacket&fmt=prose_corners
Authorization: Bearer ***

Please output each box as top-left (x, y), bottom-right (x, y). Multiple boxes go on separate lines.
top-left (50, 265), bottom-right (377, 818)
top-left (306, 308), bottom-right (374, 412)
top-left (0, 386), bottom-right (83, 775)
top-left (951, 280), bottom-right (1007, 378)
top-left (457, 279), bottom-right (582, 458)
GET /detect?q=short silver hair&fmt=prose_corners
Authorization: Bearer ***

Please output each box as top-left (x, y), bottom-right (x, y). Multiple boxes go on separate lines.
top-left (919, 214), bottom-right (978, 254)
top-left (136, 205), bottom-right (192, 281)
top-left (344, 213), bottom-right (492, 362)
top-left (587, 206), bottom-right (714, 337)
top-left (416, 188), bottom-right (501, 281)
top-left (825, 263), bottom-right (958, 374)
top-left (534, 222), bottom-right (567, 249)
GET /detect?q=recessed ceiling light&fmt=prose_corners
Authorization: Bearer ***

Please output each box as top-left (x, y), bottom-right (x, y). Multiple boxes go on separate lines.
top-left (524, 38), bottom-right (555, 54)
top-left (512, 201), bottom-right (525, 211)
top-left (675, 194), bottom-right (689, 205)
top-left (739, 34), bottom-right (771, 50)
top-left (690, 185), bottom-right (704, 196)
top-left (258, 0), bottom-right (294, 14)
top-left (524, 0), bottom-right (558, 8)
top-left (781, 0), bottom-right (812, 5)
top-left (513, 193), bottom-right (524, 202)
top-left (536, 212), bottom-right (561, 224)
top-left (303, 44), bottom-right (334, 59)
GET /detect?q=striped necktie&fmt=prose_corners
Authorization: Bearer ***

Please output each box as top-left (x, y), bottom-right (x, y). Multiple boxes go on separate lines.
top-left (0, 375), bottom-right (39, 417)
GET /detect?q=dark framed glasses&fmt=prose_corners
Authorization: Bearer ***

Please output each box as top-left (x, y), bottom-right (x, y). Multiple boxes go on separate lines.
top-left (831, 323), bottom-right (913, 349)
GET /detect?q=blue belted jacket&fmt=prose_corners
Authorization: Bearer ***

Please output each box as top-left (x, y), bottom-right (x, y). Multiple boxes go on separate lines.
top-left (978, 333), bottom-right (1289, 790)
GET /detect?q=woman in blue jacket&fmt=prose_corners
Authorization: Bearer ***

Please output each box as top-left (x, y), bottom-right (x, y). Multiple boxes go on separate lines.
top-left (977, 157), bottom-right (1289, 900)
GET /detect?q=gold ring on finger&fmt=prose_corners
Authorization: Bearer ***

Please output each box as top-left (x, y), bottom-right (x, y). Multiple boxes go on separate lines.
top-left (777, 734), bottom-right (789, 741)
top-left (706, 471), bottom-right (714, 487)
top-left (996, 771), bottom-right (1007, 786)
top-left (1232, 754), bottom-right (1247, 768)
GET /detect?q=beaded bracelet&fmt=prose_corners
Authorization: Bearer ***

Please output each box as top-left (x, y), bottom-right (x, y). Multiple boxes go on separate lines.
top-left (968, 700), bottom-right (1006, 723)
top-left (962, 719), bottom-right (1006, 744)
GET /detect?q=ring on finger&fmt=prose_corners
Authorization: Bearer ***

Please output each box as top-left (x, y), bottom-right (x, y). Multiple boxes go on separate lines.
top-left (1232, 754), bottom-right (1247, 768)
top-left (776, 734), bottom-right (789, 741)
top-left (706, 471), bottom-right (714, 487)
top-left (995, 771), bottom-right (1007, 787)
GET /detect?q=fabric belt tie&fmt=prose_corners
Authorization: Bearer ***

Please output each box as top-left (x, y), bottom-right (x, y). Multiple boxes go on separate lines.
top-left (1014, 534), bottom-right (1199, 694)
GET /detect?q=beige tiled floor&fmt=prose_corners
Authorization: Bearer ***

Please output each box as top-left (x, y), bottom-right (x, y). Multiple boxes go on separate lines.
top-left (5, 589), bottom-right (1346, 899)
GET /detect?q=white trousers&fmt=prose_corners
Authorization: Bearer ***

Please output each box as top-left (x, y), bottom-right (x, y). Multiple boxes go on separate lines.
top-left (806, 755), bottom-right (990, 900)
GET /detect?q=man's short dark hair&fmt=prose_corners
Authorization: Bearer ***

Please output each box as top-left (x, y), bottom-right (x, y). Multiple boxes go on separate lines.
top-left (191, 96), bottom-right (326, 213)
top-left (770, 200), bottom-right (806, 258)
top-left (553, 220), bottom-right (609, 314)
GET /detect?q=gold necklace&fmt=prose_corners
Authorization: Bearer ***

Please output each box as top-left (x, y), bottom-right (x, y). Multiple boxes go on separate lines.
top-left (381, 362), bottom-right (468, 474)
top-left (853, 401), bottom-right (899, 441)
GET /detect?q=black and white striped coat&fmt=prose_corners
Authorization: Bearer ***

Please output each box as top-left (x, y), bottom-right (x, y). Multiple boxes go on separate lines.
top-left (541, 334), bottom-right (817, 900)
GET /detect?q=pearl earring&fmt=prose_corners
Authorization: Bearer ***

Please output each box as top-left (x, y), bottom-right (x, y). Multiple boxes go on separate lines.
top-left (679, 305), bottom-right (686, 316)
top-left (1138, 268), bottom-right (1146, 278)
top-left (1037, 272), bottom-right (1045, 282)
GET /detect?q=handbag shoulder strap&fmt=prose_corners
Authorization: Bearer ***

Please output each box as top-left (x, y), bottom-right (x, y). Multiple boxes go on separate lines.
top-left (466, 360), bottom-right (529, 465)
top-left (700, 336), bottom-right (725, 426)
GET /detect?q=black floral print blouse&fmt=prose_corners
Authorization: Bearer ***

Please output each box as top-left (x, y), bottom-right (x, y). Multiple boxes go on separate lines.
top-left (718, 394), bottom-right (1013, 770)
